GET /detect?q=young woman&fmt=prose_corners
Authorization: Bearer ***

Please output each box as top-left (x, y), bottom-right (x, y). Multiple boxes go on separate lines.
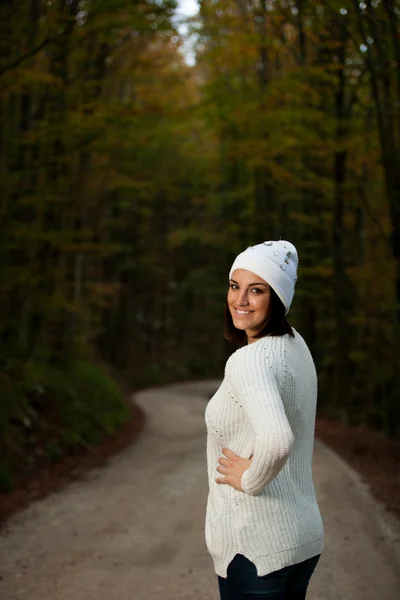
top-left (205, 240), bottom-right (324, 600)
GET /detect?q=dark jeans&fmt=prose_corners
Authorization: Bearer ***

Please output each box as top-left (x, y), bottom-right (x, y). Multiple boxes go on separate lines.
top-left (217, 553), bottom-right (321, 600)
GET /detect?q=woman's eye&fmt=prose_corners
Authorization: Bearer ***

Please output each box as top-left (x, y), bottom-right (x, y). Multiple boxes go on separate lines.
top-left (252, 288), bottom-right (262, 294)
top-left (230, 284), bottom-right (239, 290)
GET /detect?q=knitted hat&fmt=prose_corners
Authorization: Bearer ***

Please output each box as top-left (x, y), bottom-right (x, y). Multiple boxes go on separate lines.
top-left (229, 240), bottom-right (298, 315)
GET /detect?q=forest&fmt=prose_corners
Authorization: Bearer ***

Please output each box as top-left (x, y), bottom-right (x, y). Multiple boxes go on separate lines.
top-left (1, 0), bottom-right (399, 492)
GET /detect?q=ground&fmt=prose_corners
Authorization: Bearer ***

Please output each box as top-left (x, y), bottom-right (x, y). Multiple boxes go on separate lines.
top-left (0, 381), bottom-right (399, 599)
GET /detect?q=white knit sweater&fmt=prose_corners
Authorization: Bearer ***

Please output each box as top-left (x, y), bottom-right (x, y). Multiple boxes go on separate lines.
top-left (204, 329), bottom-right (324, 578)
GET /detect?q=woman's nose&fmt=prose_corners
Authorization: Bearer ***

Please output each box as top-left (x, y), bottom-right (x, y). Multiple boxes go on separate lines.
top-left (237, 292), bottom-right (249, 305)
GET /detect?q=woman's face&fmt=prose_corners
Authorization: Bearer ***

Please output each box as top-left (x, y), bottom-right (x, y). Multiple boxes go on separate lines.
top-left (228, 269), bottom-right (271, 340)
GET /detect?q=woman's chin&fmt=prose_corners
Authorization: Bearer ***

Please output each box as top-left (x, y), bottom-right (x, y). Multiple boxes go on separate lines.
top-left (232, 318), bottom-right (250, 331)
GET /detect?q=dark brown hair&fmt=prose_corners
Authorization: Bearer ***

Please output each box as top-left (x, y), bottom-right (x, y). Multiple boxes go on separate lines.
top-left (224, 285), bottom-right (294, 343)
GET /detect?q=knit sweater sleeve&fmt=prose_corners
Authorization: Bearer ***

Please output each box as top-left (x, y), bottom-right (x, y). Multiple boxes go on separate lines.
top-left (225, 342), bottom-right (294, 496)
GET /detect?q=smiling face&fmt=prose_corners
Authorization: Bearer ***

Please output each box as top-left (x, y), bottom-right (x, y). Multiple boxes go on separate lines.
top-left (227, 269), bottom-right (271, 342)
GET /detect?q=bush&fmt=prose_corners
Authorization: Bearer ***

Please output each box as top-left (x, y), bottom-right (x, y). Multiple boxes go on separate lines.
top-left (0, 361), bottom-right (129, 491)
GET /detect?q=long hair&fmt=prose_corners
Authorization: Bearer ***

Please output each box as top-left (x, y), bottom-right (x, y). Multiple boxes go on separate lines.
top-left (224, 286), bottom-right (294, 343)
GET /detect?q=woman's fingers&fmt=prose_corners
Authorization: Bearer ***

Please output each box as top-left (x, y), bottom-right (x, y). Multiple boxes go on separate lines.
top-left (215, 477), bottom-right (229, 484)
top-left (222, 447), bottom-right (237, 460)
top-left (215, 449), bottom-right (252, 491)
top-left (216, 465), bottom-right (229, 474)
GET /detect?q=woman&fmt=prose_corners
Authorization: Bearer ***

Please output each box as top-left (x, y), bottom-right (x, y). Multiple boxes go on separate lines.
top-left (205, 240), bottom-right (324, 600)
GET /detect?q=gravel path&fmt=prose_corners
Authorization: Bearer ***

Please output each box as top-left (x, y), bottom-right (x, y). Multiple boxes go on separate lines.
top-left (0, 381), bottom-right (399, 600)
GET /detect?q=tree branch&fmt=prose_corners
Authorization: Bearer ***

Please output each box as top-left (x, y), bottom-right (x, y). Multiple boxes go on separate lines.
top-left (0, 36), bottom-right (51, 78)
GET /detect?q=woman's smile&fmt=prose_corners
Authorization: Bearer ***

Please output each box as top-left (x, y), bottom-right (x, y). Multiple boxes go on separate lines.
top-left (234, 308), bottom-right (254, 316)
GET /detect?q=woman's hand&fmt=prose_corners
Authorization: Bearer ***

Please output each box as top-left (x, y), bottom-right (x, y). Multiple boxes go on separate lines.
top-left (216, 448), bottom-right (253, 491)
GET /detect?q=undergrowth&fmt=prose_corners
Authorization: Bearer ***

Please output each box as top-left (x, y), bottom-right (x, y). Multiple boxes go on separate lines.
top-left (0, 361), bottom-right (129, 492)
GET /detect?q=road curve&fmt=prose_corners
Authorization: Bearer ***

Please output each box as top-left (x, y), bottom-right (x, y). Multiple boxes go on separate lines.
top-left (0, 381), bottom-right (399, 600)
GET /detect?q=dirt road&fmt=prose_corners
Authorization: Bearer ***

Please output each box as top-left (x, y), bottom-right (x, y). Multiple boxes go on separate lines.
top-left (0, 381), bottom-right (399, 599)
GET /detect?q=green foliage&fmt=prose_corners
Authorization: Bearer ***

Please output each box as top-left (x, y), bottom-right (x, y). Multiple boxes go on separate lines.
top-left (0, 361), bottom-right (128, 491)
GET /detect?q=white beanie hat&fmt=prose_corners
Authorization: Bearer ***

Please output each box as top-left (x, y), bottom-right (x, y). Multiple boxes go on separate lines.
top-left (229, 240), bottom-right (298, 315)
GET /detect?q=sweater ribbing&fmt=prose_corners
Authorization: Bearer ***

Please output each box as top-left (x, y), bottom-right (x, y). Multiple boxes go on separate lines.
top-left (204, 329), bottom-right (324, 578)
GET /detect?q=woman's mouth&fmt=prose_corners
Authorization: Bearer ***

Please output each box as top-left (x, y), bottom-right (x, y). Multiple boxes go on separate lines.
top-left (234, 308), bottom-right (253, 316)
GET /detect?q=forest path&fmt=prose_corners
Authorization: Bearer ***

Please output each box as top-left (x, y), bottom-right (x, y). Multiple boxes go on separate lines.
top-left (0, 381), bottom-right (399, 600)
